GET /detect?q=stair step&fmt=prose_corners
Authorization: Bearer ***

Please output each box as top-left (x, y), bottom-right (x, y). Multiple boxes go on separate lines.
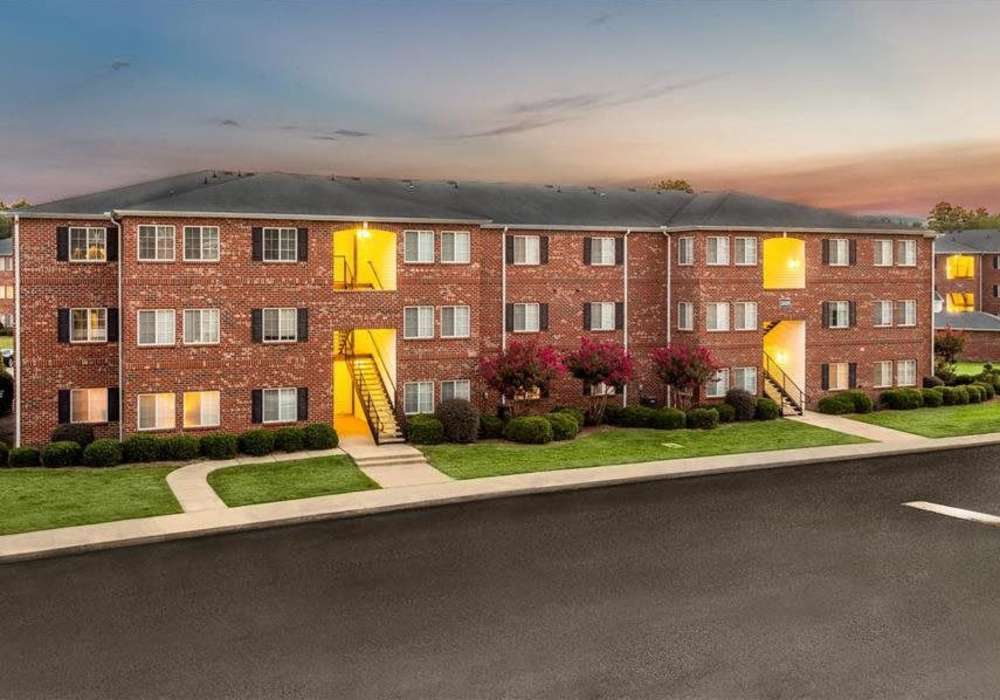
top-left (354, 454), bottom-right (425, 466)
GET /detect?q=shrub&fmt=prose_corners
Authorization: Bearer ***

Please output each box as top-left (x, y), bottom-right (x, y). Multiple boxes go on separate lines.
top-left (941, 386), bottom-right (963, 405)
top-left (967, 385), bottom-right (984, 403)
top-left (724, 389), bottom-right (757, 422)
top-left (407, 414), bottom-right (445, 444)
top-left (921, 388), bottom-right (944, 407)
top-left (273, 427), bottom-right (306, 452)
top-left (880, 388), bottom-right (923, 410)
top-left (9, 446), bottom-right (40, 467)
top-left (159, 435), bottom-right (201, 461)
top-left (953, 386), bottom-right (970, 404)
top-left (922, 375), bottom-right (944, 388)
top-left (122, 434), bottom-right (162, 463)
top-left (755, 397), bottom-right (780, 420)
top-left (478, 415), bottom-right (505, 440)
top-left (950, 374), bottom-right (974, 386)
top-left (435, 399), bottom-right (481, 443)
top-left (544, 412), bottom-right (579, 441)
top-left (840, 389), bottom-right (874, 414)
top-left (974, 382), bottom-right (995, 400)
top-left (715, 402), bottom-right (736, 423)
top-left (617, 406), bottom-right (660, 428)
top-left (239, 429), bottom-right (275, 456)
top-left (0, 372), bottom-right (13, 415)
top-left (83, 439), bottom-right (122, 467)
top-left (41, 440), bottom-right (82, 467)
top-left (0, 442), bottom-right (8, 468)
top-left (649, 407), bottom-right (686, 430)
top-left (686, 407), bottom-right (719, 429)
top-left (504, 416), bottom-right (553, 444)
top-left (818, 395), bottom-right (854, 415)
top-left (552, 405), bottom-right (586, 428)
top-left (603, 405), bottom-right (625, 425)
top-left (304, 423), bottom-right (339, 450)
top-left (50, 424), bottom-right (96, 448)
top-left (200, 433), bottom-right (238, 460)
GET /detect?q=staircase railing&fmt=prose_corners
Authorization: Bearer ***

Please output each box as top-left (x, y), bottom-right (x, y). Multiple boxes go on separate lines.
top-left (333, 255), bottom-right (356, 288)
top-left (346, 355), bottom-right (385, 445)
top-left (762, 351), bottom-right (805, 413)
top-left (362, 329), bottom-right (396, 398)
top-left (366, 261), bottom-right (384, 290)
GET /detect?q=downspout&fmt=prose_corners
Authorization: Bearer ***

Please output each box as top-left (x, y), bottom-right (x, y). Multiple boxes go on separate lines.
top-left (112, 215), bottom-right (123, 440)
top-left (622, 229), bottom-right (630, 407)
top-left (662, 228), bottom-right (672, 407)
top-left (930, 237), bottom-right (936, 373)
top-left (500, 226), bottom-right (508, 410)
top-left (13, 214), bottom-right (21, 447)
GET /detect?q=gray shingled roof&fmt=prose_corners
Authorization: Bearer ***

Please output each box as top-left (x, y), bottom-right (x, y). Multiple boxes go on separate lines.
top-left (935, 230), bottom-right (1000, 254)
top-left (24, 170), bottom-right (917, 231)
top-left (935, 311), bottom-right (1000, 331)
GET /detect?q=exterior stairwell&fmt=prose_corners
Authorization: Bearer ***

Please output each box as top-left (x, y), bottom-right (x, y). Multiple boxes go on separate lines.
top-left (761, 321), bottom-right (805, 416)
top-left (349, 355), bottom-right (405, 445)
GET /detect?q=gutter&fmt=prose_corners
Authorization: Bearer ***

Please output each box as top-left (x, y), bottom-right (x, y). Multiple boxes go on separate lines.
top-left (113, 210), bottom-right (489, 226)
top-left (13, 214), bottom-right (20, 447)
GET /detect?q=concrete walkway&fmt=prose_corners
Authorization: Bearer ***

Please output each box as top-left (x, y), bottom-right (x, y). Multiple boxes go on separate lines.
top-left (788, 410), bottom-right (929, 443)
top-left (339, 440), bottom-right (451, 488)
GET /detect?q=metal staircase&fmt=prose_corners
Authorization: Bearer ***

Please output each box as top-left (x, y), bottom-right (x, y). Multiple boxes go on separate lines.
top-left (337, 330), bottom-right (403, 444)
top-left (762, 350), bottom-right (804, 416)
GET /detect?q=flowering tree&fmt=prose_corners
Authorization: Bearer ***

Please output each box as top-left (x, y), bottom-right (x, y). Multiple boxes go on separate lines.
top-left (562, 338), bottom-right (633, 424)
top-left (650, 344), bottom-right (721, 408)
top-left (479, 340), bottom-right (565, 415)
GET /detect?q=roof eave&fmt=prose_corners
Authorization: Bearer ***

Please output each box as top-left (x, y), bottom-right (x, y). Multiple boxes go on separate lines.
top-left (661, 224), bottom-right (933, 236)
top-left (112, 209), bottom-right (491, 225)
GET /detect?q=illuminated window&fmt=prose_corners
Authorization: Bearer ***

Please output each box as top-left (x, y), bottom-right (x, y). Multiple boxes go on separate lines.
top-left (827, 363), bottom-right (850, 391)
top-left (70, 308), bottom-right (107, 343)
top-left (71, 388), bottom-right (108, 424)
top-left (945, 255), bottom-right (975, 279)
top-left (137, 392), bottom-right (175, 431)
top-left (183, 391), bottom-right (220, 428)
top-left (69, 227), bottom-right (107, 262)
top-left (762, 237), bottom-right (805, 289)
top-left (946, 293), bottom-right (975, 313)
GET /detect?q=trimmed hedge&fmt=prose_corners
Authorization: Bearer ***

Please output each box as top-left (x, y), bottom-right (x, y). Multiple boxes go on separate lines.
top-left (921, 388), bottom-right (944, 407)
top-left (603, 405), bottom-right (625, 425)
top-left (922, 375), bottom-right (944, 388)
top-left (478, 415), bottom-right (505, 440)
top-left (304, 423), bottom-right (338, 449)
top-left (610, 406), bottom-right (660, 428)
top-left (83, 439), bottom-right (122, 467)
top-left (544, 412), bottom-right (579, 441)
top-left (756, 397), bottom-right (780, 420)
top-left (951, 374), bottom-right (974, 386)
top-left (504, 416), bottom-right (553, 444)
top-left (686, 407), bottom-right (719, 429)
top-left (840, 389), bottom-right (874, 414)
top-left (273, 427), bottom-right (306, 452)
top-left (649, 407), bottom-right (686, 430)
top-left (239, 429), bottom-right (275, 456)
top-left (715, 403), bottom-right (736, 423)
top-left (941, 386), bottom-right (964, 405)
top-left (552, 406), bottom-right (586, 428)
top-left (880, 388), bottom-right (923, 410)
top-left (122, 434), bottom-right (162, 463)
top-left (50, 424), bottom-right (96, 448)
top-left (41, 440), bottom-right (82, 467)
top-left (436, 399), bottom-right (481, 444)
top-left (407, 414), bottom-right (445, 444)
top-left (159, 435), bottom-right (201, 461)
top-left (967, 384), bottom-right (984, 403)
top-left (973, 382), bottom-right (995, 400)
top-left (818, 395), bottom-right (854, 415)
top-left (201, 433), bottom-right (239, 460)
top-left (9, 446), bottom-right (40, 467)
top-left (725, 389), bottom-right (757, 422)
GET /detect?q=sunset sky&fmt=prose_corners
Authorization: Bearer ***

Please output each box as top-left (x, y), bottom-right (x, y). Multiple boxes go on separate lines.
top-left (3, 0), bottom-right (999, 217)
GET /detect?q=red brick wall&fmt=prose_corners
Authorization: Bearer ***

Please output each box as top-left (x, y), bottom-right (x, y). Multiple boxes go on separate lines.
top-left (961, 331), bottom-right (1000, 362)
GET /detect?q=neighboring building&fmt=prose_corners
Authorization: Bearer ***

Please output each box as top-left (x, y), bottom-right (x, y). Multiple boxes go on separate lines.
top-left (933, 230), bottom-right (1000, 361)
top-left (0, 237), bottom-right (14, 330)
top-left (8, 171), bottom-right (935, 446)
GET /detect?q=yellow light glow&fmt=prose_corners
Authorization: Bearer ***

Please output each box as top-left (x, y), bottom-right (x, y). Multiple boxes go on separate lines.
top-left (763, 237), bottom-right (805, 290)
top-left (775, 351), bottom-right (788, 365)
top-left (945, 254), bottom-right (975, 280)
top-left (787, 258), bottom-right (799, 269)
top-left (357, 228), bottom-right (371, 239)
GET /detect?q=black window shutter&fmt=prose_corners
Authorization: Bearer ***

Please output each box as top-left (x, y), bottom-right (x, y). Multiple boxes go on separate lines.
top-left (505, 303), bottom-right (514, 332)
top-left (583, 382), bottom-right (590, 396)
top-left (583, 237), bottom-right (592, 265)
top-left (821, 364), bottom-right (830, 390)
top-left (849, 301), bottom-right (857, 327)
top-left (251, 389), bottom-right (263, 424)
top-left (297, 387), bottom-right (309, 421)
top-left (821, 239), bottom-right (830, 265)
top-left (57, 308), bottom-right (70, 343)
top-left (56, 227), bottom-right (69, 261)
top-left (848, 240), bottom-right (857, 265)
top-left (106, 227), bottom-right (119, 261)
top-left (615, 237), bottom-right (625, 265)
top-left (297, 307), bottom-right (309, 341)
top-left (297, 228), bottom-right (309, 261)
top-left (540, 385), bottom-right (550, 399)
top-left (107, 387), bottom-right (120, 422)
top-left (58, 389), bottom-right (71, 424)
top-left (848, 364), bottom-right (857, 389)
top-left (820, 302), bottom-right (830, 329)
top-left (539, 303), bottom-right (549, 330)
top-left (540, 236), bottom-right (549, 264)
top-left (505, 235), bottom-right (514, 263)
top-left (583, 302), bottom-right (592, 330)
top-left (251, 227), bottom-right (263, 261)
top-left (251, 309), bottom-right (263, 343)
top-left (107, 308), bottom-right (119, 342)
top-left (615, 302), bottom-right (624, 330)
top-left (994, 255), bottom-right (999, 270)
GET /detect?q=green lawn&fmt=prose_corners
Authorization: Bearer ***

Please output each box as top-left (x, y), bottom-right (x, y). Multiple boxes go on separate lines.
top-left (0, 336), bottom-right (12, 351)
top-left (954, 361), bottom-right (997, 376)
top-left (208, 455), bottom-right (378, 507)
top-left (851, 400), bottom-right (1000, 438)
top-left (421, 422), bottom-right (869, 480)
top-left (0, 465), bottom-right (180, 535)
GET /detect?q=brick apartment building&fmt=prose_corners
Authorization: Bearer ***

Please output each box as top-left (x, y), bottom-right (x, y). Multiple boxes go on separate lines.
top-left (933, 229), bottom-right (1000, 361)
top-left (0, 237), bottom-right (14, 330)
top-left (7, 171), bottom-right (935, 447)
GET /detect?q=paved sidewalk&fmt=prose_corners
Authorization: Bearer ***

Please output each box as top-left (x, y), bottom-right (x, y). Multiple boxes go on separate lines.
top-left (340, 441), bottom-right (451, 488)
top-left (788, 410), bottom-right (928, 443)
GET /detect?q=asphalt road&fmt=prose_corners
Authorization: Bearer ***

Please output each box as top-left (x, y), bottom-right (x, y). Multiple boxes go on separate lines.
top-left (4, 446), bottom-right (1000, 699)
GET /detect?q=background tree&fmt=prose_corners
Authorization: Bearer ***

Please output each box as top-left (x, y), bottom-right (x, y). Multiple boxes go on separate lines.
top-left (0, 199), bottom-right (30, 239)
top-left (934, 327), bottom-right (967, 367)
top-left (650, 344), bottom-right (720, 408)
top-left (562, 338), bottom-right (633, 424)
top-left (479, 340), bottom-right (564, 416)
top-left (928, 201), bottom-right (1000, 232)
top-left (652, 179), bottom-right (694, 194)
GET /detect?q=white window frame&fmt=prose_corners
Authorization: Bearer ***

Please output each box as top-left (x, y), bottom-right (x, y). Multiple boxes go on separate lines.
top-left (68, 226), bottom-right (107, 262)
top-left (828, 239), bottom-right (850, 266)
top-left (899, 300), bottom-right (917, 327)
top-left (874, 360), bottom-right (893, 388)
top-left (895, 240), bottom-right (917, 267)
top-left (440, 379), bottom-right (471, 402)
top-left (404, 230), bottom-right (435, 263)
top-left (262, 308), bottom-right (298, 343)
top-left (513, 302), bottom-right (540, 333)
top-left (829, 301), bottom-right (850, 329)
top-left (513, 235), bottom-right (540, 265)
top-left (829, 362), bottom-right (850, 391)
top-left (440, 231), bottom-right (470, 264)
top-left (404, 381), bottom-right (434, 415)
top-left (590, 302), bottom-right (615, 331)
top-left (262, 387), bottom-right (298, 423)
top-left (70, 388), bottom-right (108, 424)
top-left (677, 301), bottom-right (694, 331)
top-left (874, 240), bottom-right (893, 267)
top-left (183, 308), bottom-right (221, 345)
top-left (706, 302), bottom-right (730, 332)
top-left (137, 225), bottom-right (176, 262)
top-left (732, 367), bottom-right (757, 394)
top-left (590, 237), bottom-right (615, 266)
top-left (896, 359), bottom-right (917, 387)
top-left (706, 368), bottom-right (729, 398)
top-left (677, 237), bottom-right (694, 266)
top-left (183, 390), bottom-right (221, 429)
top-left (706, 236), bottom-right (730, 266)
top-left (137, 309), bottom-right (176, 347)
top-left (873, 300), bottom-right (893, 328)
top-left (70, 307), bottom-right (108, 343)
top-left (733, 301), bottom-right (758, 331)
top-left (440, 305), bottom-right (470, 338)
top-left (137, 392), bottom-right (175, 431)
top-left (183, 226), bottom-right (220, 262)
top-left (733, 236), bottom-right (758, 266)
top-left (262, 227), bottom-right (298, 262)
top-left (404, 306), bottom-right (435, 339)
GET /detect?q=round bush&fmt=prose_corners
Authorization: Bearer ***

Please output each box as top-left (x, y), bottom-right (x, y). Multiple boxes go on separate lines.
top-left (544, 412), bottom-right (578, 441)
top-left (407, 414), bottom-right (445, 445)
top-left (122, 434), bottom-right (162, 463)
top-left (50, 424), bottom-right (96, 448)
top-left (714, 403), bottom-right (736, 423)
top-left (973, 382), bottom-right (995, 400)
top-left (953, 386), bottom-right (970, 404)
top-left (616, 406), bottom-right (658, 428)
top-left (552, 405), bottom-right (586, 428)
top-left (435, 399), bottom-right (481, 443)
top-left (649, 407), bottom-right (686, 430)
top-left (840, 389), bottom-right (874, 414)
top-left (725, 389), bottom-right (757, 422)
top-left (83, 439), bottom-right (122, 468)
top-left (686, 407), bottom-right (719, 429)
top-left (42, 440), bottom-right (82, 467)
top-left (239, 429), bottom-right (275, 456)
top-left (922, 375), bottom-right (944, 388)
top-left (9, 446), bottom-right (40, 467)
top-left (158, 435), bottom-right (200, 461)
top-left (200, 433), bottom-right (238, 460)
top-left (603, 405), bottom-right (625, 425)
top-left (478, 414), bottom-right (505, 440)
top-left (941, 386), bottom-right (961, 405)
top-left (818, 395), bottom-right (854, 415)
top-left (950, 375), bottom-right (974, 386)
top-left (921, 388), bottom-right (944, 407)
top-left (304, 423), bottom-right (338, 450)
top-left (967, 385), bottom-right (984, 403)
top-left (273, 427), bottom-right (306, 452)
top-left (755, 397), bottom-right (780, 420)
top-left (880, 388), bottom-right (923, 410)
top-left (504, 416), bottom-right (553, 444)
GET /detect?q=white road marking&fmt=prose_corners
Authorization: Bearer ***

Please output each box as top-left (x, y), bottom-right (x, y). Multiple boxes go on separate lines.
top-left (904, 501), bottom-right (1000, 526)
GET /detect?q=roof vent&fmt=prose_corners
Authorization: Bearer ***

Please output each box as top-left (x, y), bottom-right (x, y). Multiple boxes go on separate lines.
top-left (352, 176), bottom-right (361, 181)
top-left (447, 180), bottom-right (459, 188)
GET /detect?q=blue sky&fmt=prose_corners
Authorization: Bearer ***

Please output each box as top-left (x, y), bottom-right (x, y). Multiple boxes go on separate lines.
top-left (3, 0), bottom-right (1000, 215)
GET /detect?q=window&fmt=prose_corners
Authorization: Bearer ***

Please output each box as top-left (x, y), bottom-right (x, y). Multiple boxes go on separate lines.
top-left (873, 300), bottom-right (893, 327)
top-left (441, 305), bottom-right (470, 338)
top-left (994, 285), bottom-right (999, 299)
top-left (732, 367), bottom-right (757, 394)
top-left (677, 302), bottom-right (694, 331)
top-left (183, 309), bottom-right (220, 344)
top-left (404, 230), bottom-right (435, 263)
top-left (440, 231), bottom-right (470, 263)
top-left (263, 227), bottom-right (297, 262)
top-left (946, 292), bottom-right (975, 313)
top-left (706, 237), bottom-right (729, 265)
top-left (874, 240), bottom-right (893, 267)
top-left (70, 308), bottom-right (107, 343)
top-left (513, 303), bottom-right (540, 332)
top-left (895, 239), bottom-right (916, 266)
top-left (733, 302), bottom-right (757, 331)
top-left (262, 387), bottom-right (297, 423)
top-left (874, 361), bottom-right (893, 388)
top-left (734, 237), bottom-right (757, 265)
top-left (137, 309), bottom-right (175, 346)
top-left (2, 286), bottom-right (10, 299)
top-left (827, 301), bottom-right (850, 329)
top-left (137, 392), bottom-right (175, 431)
top-left (828, 362), bottom-right (850, 391)
top-left (827, 239), bottom-right (850, 266)
top-left (70, 388), bottom-right (108, 424)
top-left (897, 300), bottom-right (917, 327)
top-left (590, 237), bottom-right (615, 265)
top-left (404, 381), bottom-right (434, 415)
top-left (137, 225), bottom-right (175, 261)
top-left (706, 368), bottom-right (729, 398)
top-left (404, 306), bottom-right (434, 339)
top-left (183, 391), bottom-right (220, 428)
top-left (677, 237), bottom-right (694, 265)
top-left (590, 302), bottom-right (615, 331)
top-left (0, 257), bottom-right (10, 271)
top-left (441, 379), bottom-right (471, 402)
top-left (706, 302), bottom-right (730, 332)
top-left (262, 308), bottom-right (297, 342)
top-left (945, 254), bottom-right (974, 279)
top-left (69, 227), bottom-right (106, 262)
top-left (896, 359), bottom-right (916, 387)
top-left (513, 236), bottom-right (540, 265)
top-left (183, 226), bottom-right (220, 262)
